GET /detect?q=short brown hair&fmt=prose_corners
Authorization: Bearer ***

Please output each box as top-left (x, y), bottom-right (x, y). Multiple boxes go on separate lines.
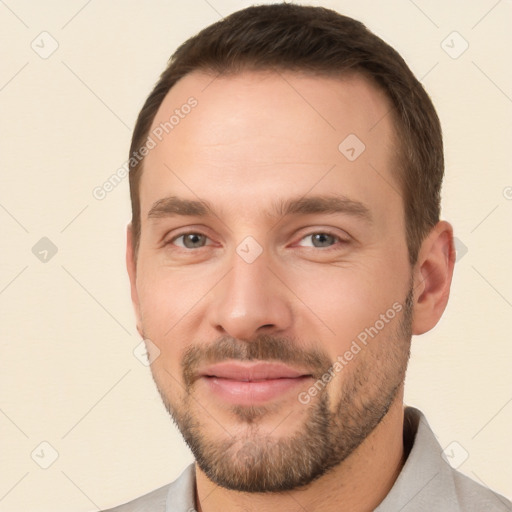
top-left (128, 3), bottom-right (443, 265)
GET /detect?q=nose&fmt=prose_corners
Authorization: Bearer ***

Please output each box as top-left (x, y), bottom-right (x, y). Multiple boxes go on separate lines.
top-left (208, 249), bottom-right (293, 341)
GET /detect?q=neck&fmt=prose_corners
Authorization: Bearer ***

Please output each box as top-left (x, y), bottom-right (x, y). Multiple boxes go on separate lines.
top-left (194, 394), bottom-right (406, 512)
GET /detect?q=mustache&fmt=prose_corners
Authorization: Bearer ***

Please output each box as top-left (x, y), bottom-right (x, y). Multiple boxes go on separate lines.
top-left (182, 334), bottom-right (332, 388)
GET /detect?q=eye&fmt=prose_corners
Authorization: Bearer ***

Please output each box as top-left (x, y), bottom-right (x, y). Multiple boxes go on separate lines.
top-left (296, 232), bottom-right (345, 248)
top-left (171, 232), bottom-right (210, 249)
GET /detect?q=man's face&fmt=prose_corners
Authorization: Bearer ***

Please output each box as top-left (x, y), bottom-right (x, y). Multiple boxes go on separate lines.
top-left (128, 70), bottom-right (414, 492)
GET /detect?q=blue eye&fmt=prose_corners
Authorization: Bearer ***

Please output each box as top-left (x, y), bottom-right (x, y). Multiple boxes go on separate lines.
top-left (298, 232), bottom-right (341, 248)
top-left (172, 233), bottom-right (208, 249)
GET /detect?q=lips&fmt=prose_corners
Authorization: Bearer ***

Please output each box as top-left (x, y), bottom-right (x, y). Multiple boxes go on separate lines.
top-left (199, 361), bottom-right (310, 381)
top-left (197, 361), bottom-right (313, 405)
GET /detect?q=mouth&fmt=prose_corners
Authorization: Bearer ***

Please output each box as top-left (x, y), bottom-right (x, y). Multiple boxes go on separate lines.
top-left (197, 361), bottom-right (313, 405)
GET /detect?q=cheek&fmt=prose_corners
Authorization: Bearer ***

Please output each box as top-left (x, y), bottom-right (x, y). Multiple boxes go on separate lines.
top-left (135, 267), bottom-right (190, 360)
top-left (136, 258), bottom-right (205, 329)
top-left (284, 258), bottom-right (408, 356)
top-left (135, 260), bottom-right (222, 373)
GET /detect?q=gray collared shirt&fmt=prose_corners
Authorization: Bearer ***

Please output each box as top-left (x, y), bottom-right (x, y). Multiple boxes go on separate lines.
top-left (103, 407), bottom-right (511, 511)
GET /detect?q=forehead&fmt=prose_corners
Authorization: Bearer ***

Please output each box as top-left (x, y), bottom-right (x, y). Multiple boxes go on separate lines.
top-left (140, 69), bottom-right (401, 224)
top-left (148, 68), bottom-right (396, 155)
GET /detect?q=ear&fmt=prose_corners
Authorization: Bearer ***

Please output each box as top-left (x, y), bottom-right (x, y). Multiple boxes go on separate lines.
top-left (126, 223), bottom-right (143, 338)
top-left (412, 221), bottom-right (456, 335)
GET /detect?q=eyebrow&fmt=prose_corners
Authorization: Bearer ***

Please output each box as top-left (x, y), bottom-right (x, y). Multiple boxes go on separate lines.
top-left (272, 195), bottom-right (372, 223)
top-left (147, 194), bottom-right (372, 223)
top-left (148, 196), bottom-right (212, 218)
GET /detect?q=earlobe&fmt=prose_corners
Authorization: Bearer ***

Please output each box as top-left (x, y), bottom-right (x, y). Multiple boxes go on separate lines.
top-left (126, 223), bottom-right (143, 336)
top-left (411, 221), bottom-right (455, 335)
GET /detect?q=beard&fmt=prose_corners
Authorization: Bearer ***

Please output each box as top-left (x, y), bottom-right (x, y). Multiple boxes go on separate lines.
top-left (147, 287), bottom-right (413, 493)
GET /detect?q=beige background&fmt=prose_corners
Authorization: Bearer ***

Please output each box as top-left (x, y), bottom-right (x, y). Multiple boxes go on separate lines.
top-left (1, 0), bottom-right (511, 510)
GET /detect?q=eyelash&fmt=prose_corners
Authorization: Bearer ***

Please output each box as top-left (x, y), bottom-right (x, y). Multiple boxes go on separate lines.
top-left (295, 231), bottom-right (349, 249)
top-left (166, 230), bottom-right (349, 250)
top-left (167, 232), bottom-right (213, 249)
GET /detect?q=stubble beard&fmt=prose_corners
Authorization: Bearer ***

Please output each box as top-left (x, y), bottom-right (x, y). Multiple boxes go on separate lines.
top-left (148, 288), bottom-right (413, 493)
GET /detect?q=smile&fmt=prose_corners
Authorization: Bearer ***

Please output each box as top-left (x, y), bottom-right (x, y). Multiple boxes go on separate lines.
top-left (197, 361), bottom-right (313, 405)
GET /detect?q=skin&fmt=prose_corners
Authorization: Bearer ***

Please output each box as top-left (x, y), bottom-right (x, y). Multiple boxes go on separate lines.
top-left (126, 70), bottom-right (455, 511)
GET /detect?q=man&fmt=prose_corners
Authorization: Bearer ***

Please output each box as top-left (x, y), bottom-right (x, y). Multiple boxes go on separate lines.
top-left (105, 4), bottom-right (511, 511)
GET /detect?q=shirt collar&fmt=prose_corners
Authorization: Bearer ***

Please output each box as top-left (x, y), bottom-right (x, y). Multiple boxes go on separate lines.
top-left (375, 406), bottom-right (460, 511)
